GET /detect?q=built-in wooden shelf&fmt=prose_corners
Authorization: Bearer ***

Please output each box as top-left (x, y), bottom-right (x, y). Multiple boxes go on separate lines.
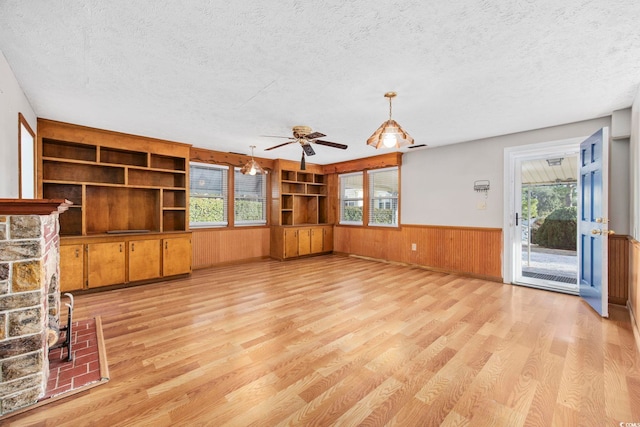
top-left (37, 119), bottom-right (193, 291)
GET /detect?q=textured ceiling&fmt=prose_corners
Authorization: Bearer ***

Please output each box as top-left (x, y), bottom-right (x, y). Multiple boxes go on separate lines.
top-left (1, 1), bottom-right (640, 164)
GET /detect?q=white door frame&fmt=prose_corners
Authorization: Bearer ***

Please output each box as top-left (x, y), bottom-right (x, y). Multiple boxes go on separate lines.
top-left (503, 137), bottom-right (585, 284)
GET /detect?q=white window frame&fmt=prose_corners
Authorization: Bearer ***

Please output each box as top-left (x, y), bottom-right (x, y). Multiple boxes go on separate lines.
top-left (18, 114), bottom-right (36, 199)
top-left (189, 162), bottom-right (229, 228)
top-left (234, 168), bottom-right (267, 226)
top-left (339, 171), bottom-right (364, 225)
top-left (368, 167), bottom-right (399, 227)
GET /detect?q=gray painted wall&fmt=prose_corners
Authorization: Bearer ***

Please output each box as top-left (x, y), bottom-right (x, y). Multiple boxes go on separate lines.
top-left (400, 116), bottom-right (631, 232)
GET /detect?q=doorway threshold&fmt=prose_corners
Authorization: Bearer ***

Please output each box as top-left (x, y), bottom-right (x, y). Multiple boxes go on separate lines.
top-left (522, 271), bottom-right (576, 284)
top-left (513, 278), bottom-right (579, 296)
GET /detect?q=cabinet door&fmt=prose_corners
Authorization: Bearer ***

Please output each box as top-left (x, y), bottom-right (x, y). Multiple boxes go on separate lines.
top-left (129, 239), bottom-right (161, 282)
top-left (284, 228), bottom-right (299, 258)
top-left (298, 228), bottom-right (311, 256)
top-left (60, 244), bottom-right (84, 291)
top-left (310, 228), bottom-right (324, 254)
top-left (88, 242), bottom-right (126, 288)
top-left (163, 236), bottom-right (192, 276)
top-left (323, 226), bottom-right (333, 252)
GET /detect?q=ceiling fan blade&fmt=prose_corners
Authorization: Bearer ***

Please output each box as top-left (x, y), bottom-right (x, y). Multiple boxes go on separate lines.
top-left (265, 141), bottom-right (296, 151)
top-left (305, 131), bottom-right (326, 140)
top-left (302, 144), bottom-right (316, 156)
top-left (314, 140), bottom-right (348, 150)
top-left (260, 135), bottom-right (295, 139)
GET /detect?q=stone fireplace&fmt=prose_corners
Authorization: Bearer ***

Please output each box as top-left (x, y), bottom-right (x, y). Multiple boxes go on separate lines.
top-left (0, 199), bottom-right (70, 416)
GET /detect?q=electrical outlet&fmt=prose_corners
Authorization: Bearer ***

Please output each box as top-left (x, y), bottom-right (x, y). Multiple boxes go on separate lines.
top-left (411, 243), bottom-right (417, 251)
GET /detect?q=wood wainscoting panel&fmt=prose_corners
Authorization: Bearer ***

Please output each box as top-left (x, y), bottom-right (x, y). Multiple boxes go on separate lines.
top-left (406, 225), bottom-right (502, 279)
top-left (192, 227), bottom-right (270, 269)
top-left (609, 234), bottom-right (630, 305)
top-left (334, 225), bottom-right (502, 281)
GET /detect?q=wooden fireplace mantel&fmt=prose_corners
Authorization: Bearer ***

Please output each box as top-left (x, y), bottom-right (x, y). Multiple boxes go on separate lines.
top-left (0, 199), bottom-right (73, 215)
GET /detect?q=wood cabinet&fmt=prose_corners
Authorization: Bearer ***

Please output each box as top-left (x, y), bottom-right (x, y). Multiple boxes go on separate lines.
top-left (60, 231), bottom-right (191, 290)
top-left (88, 241), bottom-right (126, 288)
top-left (270, 160), bottom-right (333, 260)
top-left (284, 228), bottom-right (299, 259)
top-left (162, 236), bottom-right (192, 276)
top-left (59, 244), bottom-right (84, 291)
top-left (38, 119), bottom-right (193, 289)
top-left (322, 226), bottom-right (333, 252)
top-left (128, 239), bottom-right (161, 282)
top-left (271, 225), bottom-right (333, 260)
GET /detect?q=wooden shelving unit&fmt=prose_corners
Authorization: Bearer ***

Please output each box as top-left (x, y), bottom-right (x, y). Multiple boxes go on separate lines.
top-left (270, 160), bottom-right (333, 260)
top-left (277, 169), bottom-right (327, 226)
top-left (40, 136), bottom-right (188, 235)
top-left (37, 119), bottom-right (192, 290)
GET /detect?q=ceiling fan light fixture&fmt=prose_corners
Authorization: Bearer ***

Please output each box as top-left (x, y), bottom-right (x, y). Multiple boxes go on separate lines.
top-left (241, 145), bottom-right (266, 175)
top-left (367, 92), bottom-right (414, 149)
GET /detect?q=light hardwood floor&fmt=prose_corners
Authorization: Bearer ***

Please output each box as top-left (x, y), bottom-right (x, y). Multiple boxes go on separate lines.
top-left (6, 255), bottom-right (640, 426)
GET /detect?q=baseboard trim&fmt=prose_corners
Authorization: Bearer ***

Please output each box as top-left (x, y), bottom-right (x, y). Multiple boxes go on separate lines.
top-left (192, 256), bottom-right (271, 270)
top-left (628, 301), bottom-right (640, 355)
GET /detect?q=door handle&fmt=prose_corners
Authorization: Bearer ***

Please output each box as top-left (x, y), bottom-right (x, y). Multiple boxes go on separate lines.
top-left (592, 229), bottom-right (615, 235)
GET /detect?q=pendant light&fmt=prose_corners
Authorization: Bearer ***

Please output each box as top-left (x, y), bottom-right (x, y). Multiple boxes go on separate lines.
top-left (367, 92), bottom-right (414, 149)
top-left (240, 145), bottom-right (266, 175)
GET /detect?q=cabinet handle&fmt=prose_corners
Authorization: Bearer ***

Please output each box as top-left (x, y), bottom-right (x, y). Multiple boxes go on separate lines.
top-left (165, 241), bottom-right (168, 250)
top-left (131, 243), bottom-right (135, 252)
top-left (119, 244), bottom-right (123, 252)
top-left (75, 248), bottom-right (80, 258)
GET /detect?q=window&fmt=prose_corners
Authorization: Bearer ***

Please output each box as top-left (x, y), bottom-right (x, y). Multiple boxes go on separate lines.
top-left (18, 113), bottom-right (35, 199)
top-left (189, 163), bottom-right (228, 227)
top-left (234, 168), bottom-right (267, 225)
top-left (339, 172), bottom-right (364, 224)
top-left (368, 167), bottom-right (399, 226)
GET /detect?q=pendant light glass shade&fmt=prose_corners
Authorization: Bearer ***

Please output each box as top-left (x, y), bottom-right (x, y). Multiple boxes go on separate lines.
top-left (367, 92), bottom-right (414, 149)
top-left (240, 145), bottom-right (266, 175)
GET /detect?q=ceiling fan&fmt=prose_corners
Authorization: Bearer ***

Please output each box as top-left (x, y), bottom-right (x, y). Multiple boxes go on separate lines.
top-left (263, 126), bottom-right (348, 169)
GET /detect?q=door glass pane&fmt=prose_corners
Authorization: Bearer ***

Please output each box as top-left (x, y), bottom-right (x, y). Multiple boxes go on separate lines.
top-left (519, 155), bottom-right (579, 289)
